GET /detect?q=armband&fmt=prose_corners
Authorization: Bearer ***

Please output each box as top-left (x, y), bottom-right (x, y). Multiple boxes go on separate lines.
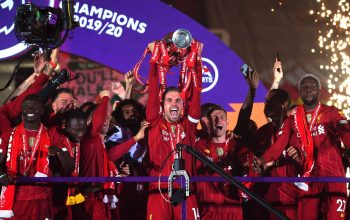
top-left (48, 61), bottom-right (57, 70)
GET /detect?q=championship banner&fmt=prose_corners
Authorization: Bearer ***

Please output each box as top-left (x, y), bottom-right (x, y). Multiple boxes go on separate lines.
top-left (0, 0), bottom-right (268, 128)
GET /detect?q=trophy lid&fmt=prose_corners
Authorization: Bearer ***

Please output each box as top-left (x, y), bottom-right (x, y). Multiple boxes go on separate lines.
top-left (172, 29), bottom-right (192, 49)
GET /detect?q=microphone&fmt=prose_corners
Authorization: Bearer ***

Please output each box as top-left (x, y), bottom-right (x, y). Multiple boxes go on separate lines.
top-left (176, 143), bottom-right (190, 152)
top-left (168, 143), bottom-right (190, 206)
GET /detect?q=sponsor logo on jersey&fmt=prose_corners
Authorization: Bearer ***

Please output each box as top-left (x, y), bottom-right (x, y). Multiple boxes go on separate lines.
top-left (161, 129), bottom-right (169, 141)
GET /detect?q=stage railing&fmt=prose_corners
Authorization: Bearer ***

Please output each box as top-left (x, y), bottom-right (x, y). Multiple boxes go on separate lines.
top-left (9, 144), bottom-right (350, 220)
top-left (14, 176), bottom-right (350, 184)
top-left (9, 175), bottom-right (350, 220)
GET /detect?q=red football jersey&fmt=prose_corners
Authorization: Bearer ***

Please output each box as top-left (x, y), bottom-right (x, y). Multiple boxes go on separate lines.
top-left (80, 97), bottom-right (109, 178)
top-left (263, 105), bottom-right (350, 177)
top-left (195, 138), bottom-right (242, 205)
top-left (146, 63), bottom-right (200, 191)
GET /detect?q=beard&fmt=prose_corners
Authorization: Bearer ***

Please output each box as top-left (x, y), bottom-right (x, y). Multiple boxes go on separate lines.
top-left (63, 131), bottom-right (79, 143)
top-left (302, 96), bottom-right (318, 106)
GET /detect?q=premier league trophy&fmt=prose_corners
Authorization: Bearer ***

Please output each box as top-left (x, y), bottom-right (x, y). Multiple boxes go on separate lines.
top-left (172, 29), bottom-right (193, 48)
top-left (133, 29), bottom-right (203, 100)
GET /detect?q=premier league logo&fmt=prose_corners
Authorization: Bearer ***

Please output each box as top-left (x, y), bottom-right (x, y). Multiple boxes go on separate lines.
top-left (0, 0), bottom-right (15, 35)
top-left (0, 0), bottom-right (54, 60)
top-left (201, 57), bottom-right (219, 93)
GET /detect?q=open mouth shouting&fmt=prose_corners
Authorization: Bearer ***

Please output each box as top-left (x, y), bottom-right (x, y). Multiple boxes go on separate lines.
top-left (215, 124), bottom-right (223, 130)
top-left (170, 107), bottom-right (179, 117)
top-left (166, 106), bottom-right (181, 122)
top-left (212, 123), bottom-right (225, 136)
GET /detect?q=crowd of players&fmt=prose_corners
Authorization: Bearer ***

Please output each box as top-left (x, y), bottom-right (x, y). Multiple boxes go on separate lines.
top-left (0, 45), bottom-right (349, 220)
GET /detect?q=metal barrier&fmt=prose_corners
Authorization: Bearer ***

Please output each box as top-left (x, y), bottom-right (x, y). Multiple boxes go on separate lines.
top-left (9, 175), bottom-right (350, 220)
top-left (14, 176), bottom-right (350, 183)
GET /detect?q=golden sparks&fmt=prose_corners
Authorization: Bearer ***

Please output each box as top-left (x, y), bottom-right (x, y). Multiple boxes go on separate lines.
top-left (312, 0), bottom-right (350, 118)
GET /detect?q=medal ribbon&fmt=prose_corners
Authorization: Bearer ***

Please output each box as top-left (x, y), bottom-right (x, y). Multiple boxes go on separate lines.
top-left (65, 138), bottom-right (80, 177)
top-left (166, 123), bottom-right (182, 160)
top-left (132, 38), bottom-right (203, 102)
top-left (132, 42), bottom-right (158, 94)
top-left (158, 65), bottom-right (168, 101)
top-left (21, 124), bottom-right (43, 176)
top-left (178, 61), bottom-right (187, 90)
top-left (65, 139), bottom-right (85, 206)
top-left (159, 41), bottom-right (169, 66)
top-left (294, 103), bottom-right (321, 177)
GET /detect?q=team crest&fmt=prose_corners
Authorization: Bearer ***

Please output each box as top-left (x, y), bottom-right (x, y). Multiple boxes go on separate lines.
top-left (28, 137), bottom-right (35, 147)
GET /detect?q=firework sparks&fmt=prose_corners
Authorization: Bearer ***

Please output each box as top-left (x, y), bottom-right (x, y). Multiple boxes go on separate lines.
top-left (311, 0), bottom-right (350, 118)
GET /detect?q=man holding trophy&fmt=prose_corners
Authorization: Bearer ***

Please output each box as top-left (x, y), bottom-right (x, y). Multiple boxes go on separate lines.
top-left (134, 29), bottom-right (202, 220)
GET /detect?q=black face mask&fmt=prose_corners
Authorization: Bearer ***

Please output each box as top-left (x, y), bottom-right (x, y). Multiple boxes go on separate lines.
top-left (106, 126), bottom-right (119, 137)
top-left (124, 118), bottom-right (141, 135)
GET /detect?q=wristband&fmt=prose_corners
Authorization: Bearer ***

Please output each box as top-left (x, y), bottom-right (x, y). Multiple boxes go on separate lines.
top-left (48, 61), bottom-right (57, 70)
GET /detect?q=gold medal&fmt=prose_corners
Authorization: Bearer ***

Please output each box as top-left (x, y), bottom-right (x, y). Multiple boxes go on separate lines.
top-left (171, 125), bottom-right (176, 134)
top-left (216, 147), bottom-right (224, 157)
top-left (306, 113), bottom-right (312, 123)
top-left (28, 137), bottom-right (36, 148)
